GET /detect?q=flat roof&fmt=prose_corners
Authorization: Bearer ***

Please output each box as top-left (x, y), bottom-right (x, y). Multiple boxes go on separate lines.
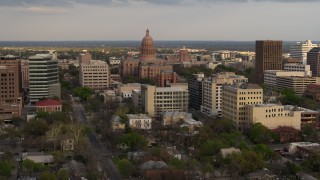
top-left (127, 114), bottom-right (151, 119)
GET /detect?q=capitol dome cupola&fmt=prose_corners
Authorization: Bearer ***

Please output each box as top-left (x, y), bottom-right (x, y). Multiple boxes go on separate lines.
top-left (140, 29), bottom-right (156, 61)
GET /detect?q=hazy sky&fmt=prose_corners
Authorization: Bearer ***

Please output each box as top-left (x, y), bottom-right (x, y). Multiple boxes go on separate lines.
top-left (0, 0), bottom-right (319, 41)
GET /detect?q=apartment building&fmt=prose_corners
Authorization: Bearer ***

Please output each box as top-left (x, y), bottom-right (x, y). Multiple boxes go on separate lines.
top-left (222, 83), bottom-right (263, 131)
top-left (29, 54), bottom-right (60, 103)
top-left (201, 72), bottom-right (248, 117)
top-left (264, 70), bottom-right (306, 90)
top-left (245, 104), bottom-right (301, 130)
top-left (79, 60), bottom-right (110, 90)
top-left (0, 55), bottom-right (22, 120)
top-left (276, 76), bottom-right (320, 96)
top-left (140, 85), bottom-right (188, 117)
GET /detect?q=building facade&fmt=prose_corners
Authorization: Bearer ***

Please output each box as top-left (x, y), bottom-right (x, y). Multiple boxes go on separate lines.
top-left (21, 60), bottom-right (29, 89)
top-left (255, 40), bottom-right (283, 84)
top-left (79, 60), bottom-right (110, 90)
top-left (201, 72), bottom-right (248, 117)
top-left (276, 76), bottom-right (320, 96)
top-left (155, 70), bottom-right (178, 87)
top-left (188, 73), bottom-right (205, 110)
top-left (179, 46), bottom-right (189, 62)
top-left (35, 99), bottom-right (62, 113)
top-left (245, 104), bottom-right (301, 130)
top-left (140, 29), bottom-right (156, 61)
top-left (290, 40), bottom-right (318, 65)
top-left (304, 84), bottom-right (320, 101)
top-left (28, 54), bottom-right (60, 103)
top-left (307, 47), bottom-right (320, 77)
top-left (0, 55), bottom-right (22, 120)
top-left (127, 114), bottom-right (152, 130)
top-left (264, 70), bottom-right (307, 90)
top-left (140, 85), bottom-right (188, 117)
top-left (222, 83), bottom-right (263, 131)
top-left (283, 63), bottom-right (312, 77)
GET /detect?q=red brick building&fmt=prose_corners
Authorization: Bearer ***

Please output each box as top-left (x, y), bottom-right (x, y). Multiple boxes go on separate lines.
top-left (304, 84), bottom-right (320, 101)
top-left (155, 71), bottom-right (178, 87)
top-left (179, 46), bottom-right (189, 62)
top-left (273, 127), bottom-right (301, 143)
top-left (35, 99), bottom-right (62, 113)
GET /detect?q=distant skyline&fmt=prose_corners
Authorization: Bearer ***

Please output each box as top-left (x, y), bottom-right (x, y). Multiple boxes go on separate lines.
top-left (0, 0), bottom-right (319, 41)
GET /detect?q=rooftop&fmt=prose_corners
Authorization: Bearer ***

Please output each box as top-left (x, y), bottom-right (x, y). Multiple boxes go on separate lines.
top-left (35, 99), bottom-right (61, 107)
top-left (127, 114), bottom-right (152, 119)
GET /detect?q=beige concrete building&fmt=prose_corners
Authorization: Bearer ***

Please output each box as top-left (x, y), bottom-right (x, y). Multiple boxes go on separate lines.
top-left (201, 72), bottom-right (248, 117)
top-left (140, 85), bottom-right (188, 117)
top-left (162, 112), bottom-right (193, 126)
top-left (79, 60), bottom-right (110, 90)
top-left (264, 70), bottom-right (307, 90)
top-left (245, 104), bottom-right (301, 130)
top-left (276, 76), bottom-right (320, 96)
top-left (222, 83), bottom-right (263, 131)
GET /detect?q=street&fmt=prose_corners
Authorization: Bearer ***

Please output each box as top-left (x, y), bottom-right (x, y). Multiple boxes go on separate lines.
top-left (72, 101), bottom-right (121, 180)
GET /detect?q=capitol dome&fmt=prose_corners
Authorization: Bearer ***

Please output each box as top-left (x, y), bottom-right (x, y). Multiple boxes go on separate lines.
top-left (140, 29), bottom-right (156, 61)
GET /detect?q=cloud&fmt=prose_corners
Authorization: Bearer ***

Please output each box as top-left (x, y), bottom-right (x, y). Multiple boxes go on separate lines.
top-left (17, 6), bottom-right (68, 14)
top-left (0, 0), bottom-right (319, 7)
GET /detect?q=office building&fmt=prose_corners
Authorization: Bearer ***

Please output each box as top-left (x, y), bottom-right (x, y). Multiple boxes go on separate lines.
top-left (290, 40), bottom-right (318, 65)
top-left (201, 72), bottom-right (248, 117)
top-left (0, 55), bottom-right (22, 120)
top-left (222, 83), bottom-right (263, 131)
top-left (307, 47), bottom-right (320, 77)
top-left (29, 54), bottom-right (60, 103)
top-left (188, 73), bottom-right (205, 110)
top-left (245, 104), bottom-right (301, 130)
top-left (140, 85), bottom-right (188, 117)
top-left (283, 63), bottom-right (312, 77)
top-left (264, 70), bottom-right (307, 90)
top-left (276, 76), bottom-right (320, 96)
top-left (255, 40), bottom-right (283, 84)
top-left (79, 60), bottom-right (110, 90)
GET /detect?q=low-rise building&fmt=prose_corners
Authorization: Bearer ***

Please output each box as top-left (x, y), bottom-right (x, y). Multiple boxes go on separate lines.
top-left (35, 99), bottom-right (62, 113)
top-left (127, 114), bottom-right (152, 130)
top-left (161, 112), bottom-right (192, 126)
top-left (61, 138), bottom-right (75, 151)
top-left (180, 119), bottom-right (203, 132)
top-left (220, 147), bottom-right (241, 158)
top-left (284, 105), bottom-right (319, 127)
top-left (166, 147), bottom-right (181, 160)
top-left (289, 142), bottom-right (320, 156)
top-left (118, 83), bottom-right (142, 98)
top-left (264, 70), bottom-right (306, 90)
top-left (245, 104), bottom-right (301, 130)
top-left (276, 76), bottom-right (320, 96)
top-left (304, 84), bottom-right (320, 101)
top-left (22, 152), bottom-right (53, 165)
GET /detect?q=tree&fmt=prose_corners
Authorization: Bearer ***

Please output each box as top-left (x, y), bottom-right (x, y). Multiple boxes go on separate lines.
top-left (47, 124), bottom-right (63, 150)
top-left (116, 159), bottom-right (133, 177)
top-left (69, 123), bottom-right (86, 145)
top-left (249, 123), bottom-right (275, 144)
top-left (38, 171), bottom-right (58, 180)
top-left (170, 158), bottom-right (186, 169)
top-left (302, 124), bottom-right (318, 142)
top-left (253, 144), bottom-right (279, 163)
top-left (73, 87), bottom-right (92, 101)
top-left (0, 161), bottom-right (12, 177)
top-left (119, 132), bottom-right (148, 151)
top-left (57, 169), bottom-right (68, 180)
top-left (303, 151), bottom-right (320, 172)
top-left (199, 140), bottom-right (225, 158)
top-left (21, 159), bottom-right (46, 176)
top-left (196, 126), bottom-right (214, 146)
top-left (23, 119), bottom-right (49, 137)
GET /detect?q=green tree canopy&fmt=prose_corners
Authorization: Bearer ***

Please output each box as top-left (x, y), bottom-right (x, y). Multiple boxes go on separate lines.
top-left (0, 161), bottom-right (13, 177)
top-left (73, 87), bottom-right (92, 101)
top-left (116, 159), bottom-right (133, 177)
top-left (23, 119), bottom-right (49, 137)
top-left (119, 132), bottom-right (148, 151)
top-left (249, 123), bottom-right (276, 144)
